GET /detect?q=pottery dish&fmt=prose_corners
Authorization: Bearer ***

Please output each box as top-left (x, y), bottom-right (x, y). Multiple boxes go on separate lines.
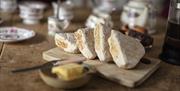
top-left (39, 64), bottom-right (92, 89)
top-left (0, 27), bottom-right (35, 43)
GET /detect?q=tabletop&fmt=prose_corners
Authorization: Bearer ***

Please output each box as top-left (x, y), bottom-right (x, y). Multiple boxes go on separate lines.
top-left (0, 8), bottom-right (179, 91)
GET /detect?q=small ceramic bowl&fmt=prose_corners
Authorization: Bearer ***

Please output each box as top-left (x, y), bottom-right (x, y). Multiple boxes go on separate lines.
top-left (19, 1), bottom-right (46, 24)
top-left (39, 65), bottom-right (92, 89)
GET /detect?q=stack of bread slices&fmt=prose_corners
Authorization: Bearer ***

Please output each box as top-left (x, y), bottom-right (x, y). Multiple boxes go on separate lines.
top-left (55, 22), bottom-right (145, 69)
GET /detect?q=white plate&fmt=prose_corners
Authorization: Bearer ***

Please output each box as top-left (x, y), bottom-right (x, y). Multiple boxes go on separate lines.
top-left (0, 27), bottom-right (35, 43)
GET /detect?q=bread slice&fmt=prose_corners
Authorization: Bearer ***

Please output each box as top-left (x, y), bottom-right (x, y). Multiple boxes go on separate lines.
top-left (94, 23), bottom-right (112, 62)
top-left (74, 28), bottom-right (96, 59)
top-left (55, 33), bottom-right (79, 53)
top-left (108, 30), bottom-right (145, 69)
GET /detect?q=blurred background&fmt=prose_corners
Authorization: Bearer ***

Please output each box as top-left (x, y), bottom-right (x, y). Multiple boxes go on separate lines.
top-left (17, 0), bottom-right (169, 17)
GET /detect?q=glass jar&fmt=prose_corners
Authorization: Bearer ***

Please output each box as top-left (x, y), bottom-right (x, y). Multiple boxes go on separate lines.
top-left (121, 0), bottom-right (157, 34)
top-left (160, 0), bottom-right (180, 65)
top-left (48, 0), bottom-right (73, 36)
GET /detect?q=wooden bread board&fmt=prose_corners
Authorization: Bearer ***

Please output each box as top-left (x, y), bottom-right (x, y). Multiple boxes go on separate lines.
top-left (42, 47), bottom-right (160, 88)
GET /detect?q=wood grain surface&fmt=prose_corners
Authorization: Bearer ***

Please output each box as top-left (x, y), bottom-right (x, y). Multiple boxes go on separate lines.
top-left (0, 8), bottom-right (180, 91)
top-left (43, 47), bottom-right (161, 88)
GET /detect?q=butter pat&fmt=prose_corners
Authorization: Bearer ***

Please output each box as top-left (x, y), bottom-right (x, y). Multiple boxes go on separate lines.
top-left (52, 63), bottom-right (84, 81)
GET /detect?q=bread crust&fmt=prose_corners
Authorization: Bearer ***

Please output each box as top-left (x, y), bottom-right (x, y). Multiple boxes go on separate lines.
top-left (108, 30), bottom-right (145, 69)
top-left (74, 28), bottom-right (96, 59)
top-left (94, 23), bottom-right (112, 62)
top-left (55, 33), bottom-right (79, 53)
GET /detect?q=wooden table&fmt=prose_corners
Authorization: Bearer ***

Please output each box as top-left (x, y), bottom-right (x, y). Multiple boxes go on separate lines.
top-left (0, 9), bottom-right (179, 91)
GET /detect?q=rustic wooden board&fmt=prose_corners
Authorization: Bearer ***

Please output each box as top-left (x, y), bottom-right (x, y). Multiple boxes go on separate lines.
top-left (43, 47), bottom-right (161, 88)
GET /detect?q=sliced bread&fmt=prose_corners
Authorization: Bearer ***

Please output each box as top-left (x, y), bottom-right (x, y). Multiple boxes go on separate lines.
top-left (108, 30), bottom-right (145, 69)
top-left (55, 33), bottom-right (79, 53)
top-left (74, 28), bottom-right (96, 59)
top-left (94, 23), bottom-right (112, 62)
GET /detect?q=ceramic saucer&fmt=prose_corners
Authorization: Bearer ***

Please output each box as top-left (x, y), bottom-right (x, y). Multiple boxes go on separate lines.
top-left (0, 27), bottom-right (35, 43)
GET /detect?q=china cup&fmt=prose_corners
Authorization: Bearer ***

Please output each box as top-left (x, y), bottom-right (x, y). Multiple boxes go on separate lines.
top-left (19, 1), bottom-right (46, 25)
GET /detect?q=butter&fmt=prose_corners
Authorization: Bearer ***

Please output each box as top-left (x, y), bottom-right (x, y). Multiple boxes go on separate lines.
top-left (52, 63), bottom-right (84, 81)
